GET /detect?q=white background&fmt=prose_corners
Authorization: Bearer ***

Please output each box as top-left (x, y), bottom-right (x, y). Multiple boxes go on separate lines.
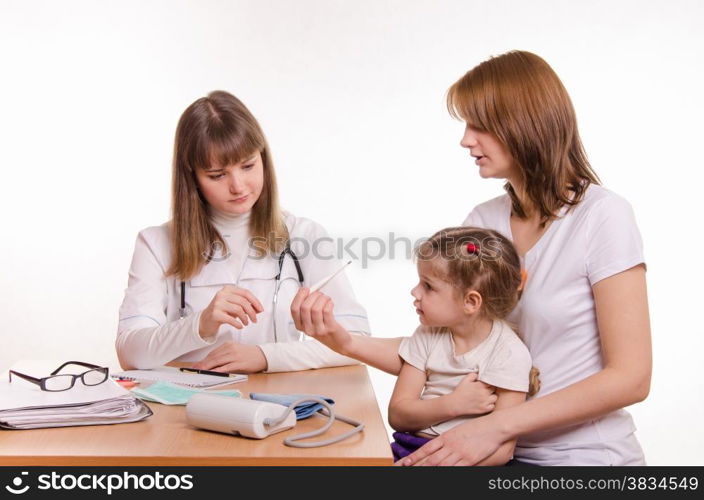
top-left (1, 0), bottom-right (702, 465)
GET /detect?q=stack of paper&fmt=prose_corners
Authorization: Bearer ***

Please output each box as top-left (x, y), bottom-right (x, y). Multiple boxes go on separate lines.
top-left (0, 362), bottom-right (152, 430)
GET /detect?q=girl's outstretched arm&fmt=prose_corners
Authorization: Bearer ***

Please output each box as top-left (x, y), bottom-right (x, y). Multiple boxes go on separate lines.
top-left (291, 288), bottom-right (404, 375)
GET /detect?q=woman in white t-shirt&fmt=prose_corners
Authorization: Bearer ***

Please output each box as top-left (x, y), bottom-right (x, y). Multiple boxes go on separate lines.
top-left (400, 50), bottom-right (652, 466)
top-left (293, 50), bottom-right (651, 466)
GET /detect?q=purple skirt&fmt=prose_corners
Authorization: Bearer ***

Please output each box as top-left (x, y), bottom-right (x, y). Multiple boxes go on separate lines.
top-left (391, 432), bottom-right (432, 461)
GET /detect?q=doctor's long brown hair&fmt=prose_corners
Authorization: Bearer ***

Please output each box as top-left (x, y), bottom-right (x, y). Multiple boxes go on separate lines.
top-left (447, 50), bottom-right (601, 227)
top-left (166, 91), bottom-right (288, 281)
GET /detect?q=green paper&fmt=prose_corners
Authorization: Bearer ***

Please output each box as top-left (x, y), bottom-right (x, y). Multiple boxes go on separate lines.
top-left (132, 381), bottom-right (242, 405)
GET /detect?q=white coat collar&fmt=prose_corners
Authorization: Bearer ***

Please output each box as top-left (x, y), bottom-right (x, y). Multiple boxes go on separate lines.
top-left (189, 212), bottom-right (298, 286)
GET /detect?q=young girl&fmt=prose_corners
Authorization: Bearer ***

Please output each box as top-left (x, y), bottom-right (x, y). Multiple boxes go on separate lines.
top-left (401, 50), bottom-right (651, 467)
top-left (292, 226), bottom-right (539, 465)
top-left (116, 90), bottom-right (370, 373)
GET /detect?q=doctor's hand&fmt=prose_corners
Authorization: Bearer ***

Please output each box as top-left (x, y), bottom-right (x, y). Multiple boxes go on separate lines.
top-left (199, 285), bottom-right (264, 339)
top-left (192, 341), bottom-right (268, 373)
top-left (290, 288), bottom-right (353, 356)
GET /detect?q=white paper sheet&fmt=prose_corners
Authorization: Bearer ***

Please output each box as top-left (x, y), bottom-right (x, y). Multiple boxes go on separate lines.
top-left (112, 365), bottom-right (247, 388)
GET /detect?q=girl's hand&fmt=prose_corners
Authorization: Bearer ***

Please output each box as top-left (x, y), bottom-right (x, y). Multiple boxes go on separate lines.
top-left (290, 288), bottom-right (353, 355)
top-left (397, 413), bottom-right (505, 466)
top-left (446, 372), bottom-right (498, 417)
top-left (199, 285), bottom-right (264, 338)
top-left (192, 341), bottom-right (268, 373)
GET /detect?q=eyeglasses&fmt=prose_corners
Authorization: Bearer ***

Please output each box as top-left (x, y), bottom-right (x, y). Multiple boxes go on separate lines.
top-left (8, 361), bottom-right (109, 392)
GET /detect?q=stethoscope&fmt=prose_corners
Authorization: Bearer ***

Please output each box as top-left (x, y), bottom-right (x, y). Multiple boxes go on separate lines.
top-left (179, 244), bottom-right (304, 342)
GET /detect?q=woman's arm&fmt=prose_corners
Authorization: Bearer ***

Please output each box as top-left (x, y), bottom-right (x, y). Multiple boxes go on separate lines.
top-left (499, 265), bottom-right (651, 435)
top-left (474, 389), bottom-right (526, 466)
top-left (118, 231), bottom-right (267, 370)
top-left (117, 231), bottom-right (216, 369)
top-left (402, 265), bottom-right (651, 465)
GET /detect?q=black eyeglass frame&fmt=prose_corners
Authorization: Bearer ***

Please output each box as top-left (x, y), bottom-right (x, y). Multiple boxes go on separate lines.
top-left (8, 361), bottom-right (110, 392)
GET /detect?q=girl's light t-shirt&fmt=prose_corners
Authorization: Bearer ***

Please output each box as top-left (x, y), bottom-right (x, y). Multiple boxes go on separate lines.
top-left (463, 183), bottom-right (646, 465)
top-left (399, 319), bottom-right (531, 436)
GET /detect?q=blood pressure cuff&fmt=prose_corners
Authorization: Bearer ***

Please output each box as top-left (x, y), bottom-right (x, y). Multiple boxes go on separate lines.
top-left (249, 393), bottom-right (335, 420)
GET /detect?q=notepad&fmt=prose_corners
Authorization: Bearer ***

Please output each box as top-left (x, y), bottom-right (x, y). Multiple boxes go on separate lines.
top-left (112, 366), bottom-right (247, 388)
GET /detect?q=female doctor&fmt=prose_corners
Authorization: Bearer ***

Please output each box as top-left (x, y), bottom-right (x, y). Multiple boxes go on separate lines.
top-left (116, 90), bottom-right (370, 373)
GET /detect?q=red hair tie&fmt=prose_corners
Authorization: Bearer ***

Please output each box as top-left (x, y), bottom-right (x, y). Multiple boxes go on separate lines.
top-left (466, 243), bottom-right (479, 254)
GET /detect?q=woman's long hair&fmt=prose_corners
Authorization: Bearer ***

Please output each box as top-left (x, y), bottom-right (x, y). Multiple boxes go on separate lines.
top-left (447, 50), bottom-right (600, 226)
top-left (166, 90), bottom-right (287, 281)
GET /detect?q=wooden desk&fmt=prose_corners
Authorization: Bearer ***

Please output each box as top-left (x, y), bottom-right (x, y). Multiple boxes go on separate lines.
top-left (0, 365), bottom-right (393, 466)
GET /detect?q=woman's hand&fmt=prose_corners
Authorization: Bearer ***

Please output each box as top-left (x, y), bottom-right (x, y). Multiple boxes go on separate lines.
top-left (446, 372), bottom-right (498, 417)
top-left (290, 288), bottom-right (353, 355)
top-left (397, 413), bottom-right (507, 466)
top-left (199, 285), bottom-right (264, 338)
top-left (192, 341), bottom-right (268, 373)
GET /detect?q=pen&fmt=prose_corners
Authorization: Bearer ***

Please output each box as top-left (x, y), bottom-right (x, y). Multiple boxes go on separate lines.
top-left (180, 368), bottom-right (239, 378)
top-left (309, 260), bottom-right (352, 293)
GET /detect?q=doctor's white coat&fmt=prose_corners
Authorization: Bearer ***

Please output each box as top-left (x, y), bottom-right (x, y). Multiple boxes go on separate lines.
top-left (116, 213), bottom-right (370, 372)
